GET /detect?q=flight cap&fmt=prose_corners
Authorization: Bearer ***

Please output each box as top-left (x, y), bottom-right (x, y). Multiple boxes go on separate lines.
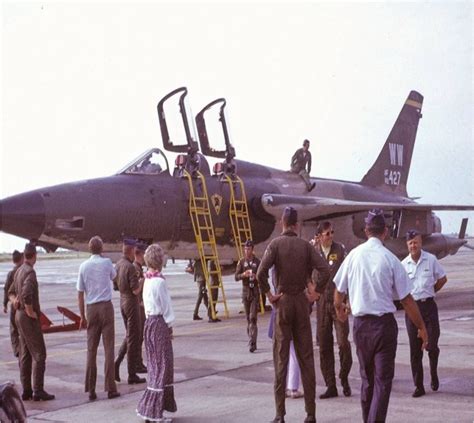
top-left (406, 229), bottom-right (421, 240)
top-left (364, 209), bottom-right (386, 229)
top-left (135, 241), bottom-right (148, 252)
top-left (282, 206), bottom-right (298, 226)
top-left (244, 239), bottom-right (254, 248)
top-left (122, 237), bottom-right (137, 247)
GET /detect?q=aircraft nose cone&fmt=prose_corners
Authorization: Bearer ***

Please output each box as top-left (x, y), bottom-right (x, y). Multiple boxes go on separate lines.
top-left (0, 192), bottom-right (45, 241)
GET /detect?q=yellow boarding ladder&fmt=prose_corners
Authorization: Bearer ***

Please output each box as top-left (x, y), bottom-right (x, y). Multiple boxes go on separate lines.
top-left (183, 169), bottom-right (229, 320)
top-left (223, 174), bottom-right (264, 314)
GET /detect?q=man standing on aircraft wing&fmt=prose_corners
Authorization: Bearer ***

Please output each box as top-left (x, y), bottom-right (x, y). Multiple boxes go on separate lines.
top-left (402, 229), bottom-right (447, 398)
top-left (257, 207), bottom-right (330, 423)
top-left (334, 209), bottom-right (428, 423)
top-left (290, 139), bottom-right (316, 192)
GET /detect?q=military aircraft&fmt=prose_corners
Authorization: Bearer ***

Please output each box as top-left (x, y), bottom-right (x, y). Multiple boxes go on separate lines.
top-left (1, 88), bottom-right (473, 265)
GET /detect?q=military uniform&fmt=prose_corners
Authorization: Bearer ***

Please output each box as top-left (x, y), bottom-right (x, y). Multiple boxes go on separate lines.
top-left (9, 263), bottom-right (47, 396)
top-left (133, 259), bottom-right (146, 368)
top-left (290, 147), bottom-right (314, 191)
top-left (235, 255), bottom-right (261, 351)
top-left (315, 241), bottom-right (352, 394)
top-left (257, 230), bottom-right (330, 421)
top-left (192, 259), bottom-right (209, 319)
top-left (3, 264), bottom-right (21, 357)
top-left (115, 256), bottom-right (141, 378)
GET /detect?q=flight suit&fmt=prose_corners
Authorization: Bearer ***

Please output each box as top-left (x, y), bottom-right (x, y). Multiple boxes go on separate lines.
top-left (257, 230), bottom-right (330, 419)
top-left (315, 242), bottom-right (352, 389)
top-left (9, 263), bottom-right (47, 394)
top-left (3, 264), bottom-right (21, 357)
top-left (290, 147), bottom-right (313, 190)
top-left (192, 259), bottom-right (209, 318)
top-left (133, 260), bottom-right (146, 367)
top-left (235, 255), bottom-right (261, 350)
top-left (115, 256), bottom-right (141, 376)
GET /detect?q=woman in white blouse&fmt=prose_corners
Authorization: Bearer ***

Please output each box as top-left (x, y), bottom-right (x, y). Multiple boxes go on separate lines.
top-left (136, 244), bottom-right (177, 423)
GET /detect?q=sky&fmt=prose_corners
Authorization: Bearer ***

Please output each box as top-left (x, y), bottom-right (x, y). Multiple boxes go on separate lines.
top-left (1, 1), bottom-right (473, 252)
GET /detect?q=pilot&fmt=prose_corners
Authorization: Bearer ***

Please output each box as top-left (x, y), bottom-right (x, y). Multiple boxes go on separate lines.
top-left (235, 240), bottom-right (261, 353)
top-left (256, 206), bottom-right (330, 423)
top-left (313, 221), bottom-right (352, 399)
top-left (290, 139), bottom-right (316, 192)
top-left (402, 229), bottom-right (447, 397)
top-left (222, 146), bottom-right (237, 178)
top-left (3, 249), bottom-right (24, 358)
top-left (133, 242), bottom-right (148, 373)
top-left (8, 243), bottom-right (55, 401)
top-left (77, 236), bottom-right (120, 401)
top-left (208, 259), bottom-right (221, 323)
top-left (333, 209), bottom-right (428, 423)
top-left (188, 258), bottom-right (209, 321)
top-left (185, 144), bottom-right (201, 178)
top-left (114, 238), bottom-right (146, 385)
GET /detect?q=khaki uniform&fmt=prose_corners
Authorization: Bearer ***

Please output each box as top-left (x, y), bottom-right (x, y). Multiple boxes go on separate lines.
top-left (193, 259), bottom-right (210, 318)
top-left (315, 242), bottom-right (352, 388)
top-left (133, 260), bottom-right (146, 366)
top-left (257, 230), bottom-right (330, 419)
top-left (115, 256), bottom-right (140, 376)
top-left (9, 263), bottom-right (47, 393)
top-left (3, 264), bottom-right (21, 357)
top-left (235, 255), bottom-right (261, 349)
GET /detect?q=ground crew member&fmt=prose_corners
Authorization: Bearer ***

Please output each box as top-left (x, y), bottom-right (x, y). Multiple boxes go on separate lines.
top-left (133, 242), bottom-right (148, 373)
top-left (8, 243), bottom-right (55, 401)
top-left (256, 207), bottom-right (330, 423)
top-left (235, 240), bottom-right (261, 353)
top-left (290, 139), bottom-right (316, 192)
top-left (114, 238), bottom-right (146, 385)
top-left (314, 221), bottom-right (352, 399)
top-left (334, 209), bottom-right (428, 423)
top-left (3, 250), bottom-right (23, 358)
top-left (402, 229), bottom-right (447, 397)
top-left (208, 259), bottom-right (221, 323)
top-left (77, 236), bottom-right (120, 401)
top-left (187, 259), bottom-right (209, 321)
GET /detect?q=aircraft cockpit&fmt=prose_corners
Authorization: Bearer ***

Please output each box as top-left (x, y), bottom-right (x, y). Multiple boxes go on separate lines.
top-left (117, 148), bottom-right (170, 176)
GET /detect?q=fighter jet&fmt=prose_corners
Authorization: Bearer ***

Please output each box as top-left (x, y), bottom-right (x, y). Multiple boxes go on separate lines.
top-left (1, 88), bottom-right (472, 263)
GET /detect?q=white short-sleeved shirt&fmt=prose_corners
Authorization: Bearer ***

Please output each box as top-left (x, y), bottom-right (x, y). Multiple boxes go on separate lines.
top-left (77, 255), bottom-right (116, 305)
top-left (334, 237), bottom-right (411, 317)
top-left (142, 276), bottom-right (175, 326)
top-left (402, 250), bottom-right (446, 301)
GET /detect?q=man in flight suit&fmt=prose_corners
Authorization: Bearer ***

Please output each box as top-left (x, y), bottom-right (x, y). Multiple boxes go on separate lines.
top-left (8, 243), bottom-right (55, 401)
top-left (402, 229), bottom-right (447, 397)
top-left (314, 222), bottom-right (352, 399)
top-left (235, 240), bottom-right (261, 353)
top-left (114, 238), bottom-right (146, 385)
top-left (290, 139), bottom-right (316, 192)
top-left (3, 250), bottom-right (23, 358)
top-left (133, 242), bottom-right (148, 373)
top-left (257, 207), bottom-right (330, 423)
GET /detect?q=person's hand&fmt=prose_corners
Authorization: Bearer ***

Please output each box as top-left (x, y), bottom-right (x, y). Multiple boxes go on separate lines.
top-left (80, 317), bottom-right (88, 330)
top-left (3, 306), bottom-right (7, 314)
top-left (244, 270), bottom-right (252, 278)
top-left (335, 302), bottom-right (349, 322)
top-left (29, 311), bottom-right (38, 320)
top-left (13, 299), bottom-right (20, 310)
top-left (268, 292), bottom-right (283, 304)
top-left (306, 290), bottom-right (320, 302)
top-left (418, 327), bottom-right (428, 350)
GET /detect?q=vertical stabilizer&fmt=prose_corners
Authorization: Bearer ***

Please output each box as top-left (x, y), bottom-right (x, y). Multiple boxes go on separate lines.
top-left (360, 91), bottom-right (423, 196)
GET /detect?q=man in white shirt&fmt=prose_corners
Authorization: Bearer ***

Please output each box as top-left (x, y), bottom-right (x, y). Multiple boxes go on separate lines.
top-left (77, 236), bottom-right (120, 401)
top-left (402, 229), bottom-right (447, 398)
top-left (334, 209), bottom-right (428, 423)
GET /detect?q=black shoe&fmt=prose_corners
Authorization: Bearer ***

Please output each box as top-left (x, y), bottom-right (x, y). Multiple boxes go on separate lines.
top-left (308, 182), bottom-right (316, 192)
top-left (249, 344), bottom-right (257, 353)
top-left (89, 391), bottom-right (97, 401)
top-left (33, 390), bottom-right (55, 401)
top-left (412, 386), bottom-right (426, 398)
top-left (304, 415), bottom-right (316, 423)
top-left (114, 361), bottom-right (121, 382)
top-left (319, 385), bottom-right (338, 399)
top-left (128, 374), bottom-right (146, 384)
top-left (431, 374), bottom-right (439, 391)
top-left (108, 391), bottom-right (121, 399)
top-left (21, 390), bottom-right (33, 401)
top-left (193, 315), bottom-right (203, 321)
top-left (208, 318), bottom-right (221, 323)
top-left (136, 364), bottom-right (148, 373)
top-left (341, 379), bottom-right (352, 397)
top-left (270, 417), bottom-right (285, 423)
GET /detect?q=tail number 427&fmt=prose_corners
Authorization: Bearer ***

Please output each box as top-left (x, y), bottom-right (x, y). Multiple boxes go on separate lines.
top-left (384, 169), bottom-right (401, 186)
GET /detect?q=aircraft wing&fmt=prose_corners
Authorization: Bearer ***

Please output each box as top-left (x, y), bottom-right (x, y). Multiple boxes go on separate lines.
top-left (261, 194), bottom-right (474, 221)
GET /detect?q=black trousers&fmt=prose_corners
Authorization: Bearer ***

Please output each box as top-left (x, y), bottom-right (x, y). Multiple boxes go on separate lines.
top-left (405, 297), bottom-right (440, 389)
top-left (353, 313), bottom-right (397, 423)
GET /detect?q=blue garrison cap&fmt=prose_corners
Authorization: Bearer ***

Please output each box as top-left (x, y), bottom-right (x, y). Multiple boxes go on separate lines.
top-left (364, 209), bottom-right (386, 228)
top-left (244, 239), bottom-right (254, 248)
top-left (282, 206), bottom-right (298, 226)
top-left (135, 241), bottom-right (148, 252)
top-left (406, 229), bottom-right (421, 240)
top-left (122, 238), bottom-right (137, 247)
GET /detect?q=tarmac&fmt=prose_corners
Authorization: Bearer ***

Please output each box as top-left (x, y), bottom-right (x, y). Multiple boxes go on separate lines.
top-left (0, 249), bottom-right (473, 422)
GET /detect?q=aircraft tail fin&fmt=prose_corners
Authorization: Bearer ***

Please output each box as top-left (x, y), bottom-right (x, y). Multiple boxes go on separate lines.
top-left (360, 91), bottom-right (423, 196)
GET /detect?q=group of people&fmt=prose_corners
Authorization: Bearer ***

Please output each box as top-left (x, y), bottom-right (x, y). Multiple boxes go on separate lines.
top-left (2, 205), bottom-right (448, 423)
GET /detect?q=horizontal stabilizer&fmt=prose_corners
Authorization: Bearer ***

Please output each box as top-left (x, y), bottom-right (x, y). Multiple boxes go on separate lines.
top-left (261, 194), bottom-right (474, 222)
